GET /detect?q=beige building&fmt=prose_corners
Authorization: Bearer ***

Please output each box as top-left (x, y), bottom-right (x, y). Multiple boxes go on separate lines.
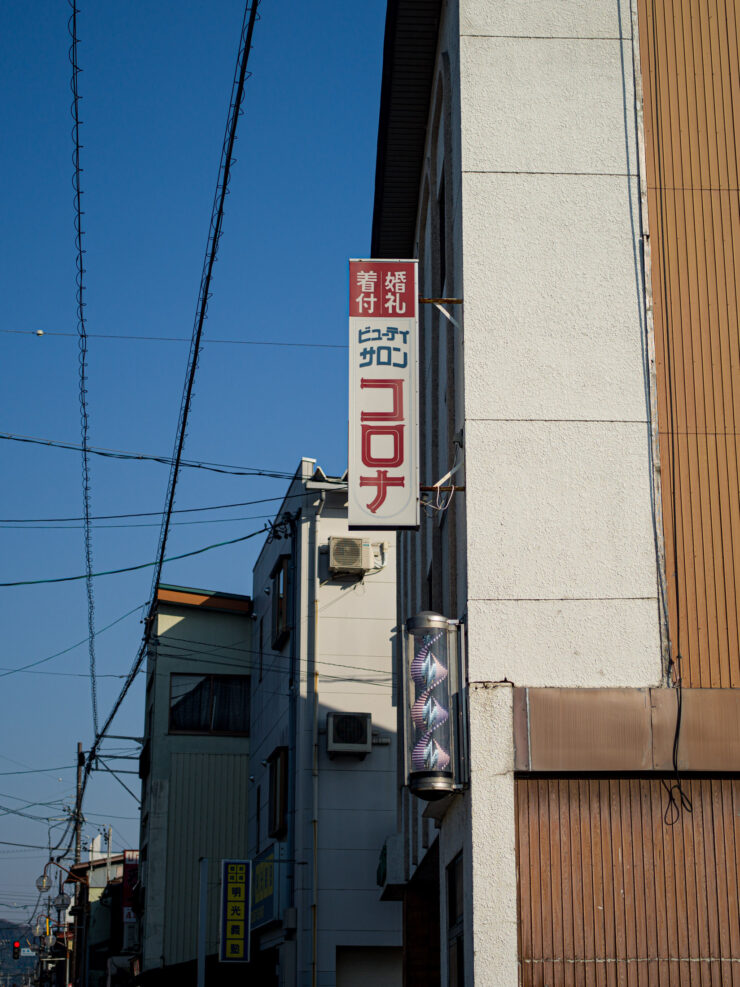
top-left (372, 0), bottom-right (740, 983)
top-left (137, 584), bottom-right (253, 985)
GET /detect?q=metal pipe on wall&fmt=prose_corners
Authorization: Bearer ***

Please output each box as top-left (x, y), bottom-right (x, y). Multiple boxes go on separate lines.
top-left (311, 491), bottom-right (325, 987)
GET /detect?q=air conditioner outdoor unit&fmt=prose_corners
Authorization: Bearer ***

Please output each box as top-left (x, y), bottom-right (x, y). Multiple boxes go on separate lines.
top-left (328, 536), bottom-right (374, 575)
top-left (326, 712), bottom-right (372, 757)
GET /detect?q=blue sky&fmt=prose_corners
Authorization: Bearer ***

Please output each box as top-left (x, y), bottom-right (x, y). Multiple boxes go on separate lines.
top-left (0, 0), bottom-right (386, 920)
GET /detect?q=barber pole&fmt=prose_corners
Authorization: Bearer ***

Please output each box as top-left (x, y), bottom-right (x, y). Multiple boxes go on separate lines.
top-left (348, 259), bottom-right (419, 529)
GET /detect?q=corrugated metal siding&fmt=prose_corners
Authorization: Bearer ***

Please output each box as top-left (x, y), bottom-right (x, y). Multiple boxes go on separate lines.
top-left (638, 0), bottom-right (740, 687)
top-left (164, 753), bottom-right (250, 965)
top-left (371, 0), bottom-right (443, 257)
top-left (516, 777), bottom-right (740, 985)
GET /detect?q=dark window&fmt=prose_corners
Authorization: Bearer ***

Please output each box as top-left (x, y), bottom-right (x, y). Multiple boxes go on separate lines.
top-left (447, 852), bottom-right (464, 987)
top-left (437, 172), bottom-right (446, 294)
top-left (168, 674), bottom-right (250, 735)
top-left (268, 746), bottom-right (289, 839)
top-left (258, 615), bottom-right (264, 682)
top-left (255, 786), bottom-right (261, 853)
top-left (271, 556), bottom-right (290, 650)
top-left (138, 740), bottom-right (151, 781)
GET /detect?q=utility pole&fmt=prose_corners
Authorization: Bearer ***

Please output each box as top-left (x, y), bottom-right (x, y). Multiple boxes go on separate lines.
top-left (105, 825), bottom-right (112, 883)
top-left (75, 743), bottom-right (83, 864)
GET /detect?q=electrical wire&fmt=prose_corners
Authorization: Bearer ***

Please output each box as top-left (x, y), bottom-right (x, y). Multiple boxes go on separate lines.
top-left (0, 525), bottom-right (264, 587)
top-left (92, 759), bottom-right (140, 805)
top-left (0, 840), bottom-right (51, 850)
top-left (0, 431), bottom-right (299, 480)
top-left (60, 2), bottom-right (264, 865)
top-left (0, 510), bottom-right (278, 531)
top-left (0, 602), bottom-right (142, 679)
top-left (0, 666), bottom-right (140, 679)
top-left (0, 490), bottom-right (317, 524)
top-left (153, 632), bottom-right (393, 683)
top-left (149, 0), bottom-right (260, 603)
top-left (0, 767), bottom-right (74, 777)
top-left (649, 0), bottom-right (691, 824)
top-left (1, 327), bottom-right (347, 350)
top-left (0, 802), bottom-right (57, 823)
top-left (68, 0), bottom-right (99, 736)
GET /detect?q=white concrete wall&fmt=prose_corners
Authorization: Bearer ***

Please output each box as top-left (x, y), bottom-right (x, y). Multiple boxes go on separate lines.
top-left (314, 511), bottom-right (401, 985)
top-left (393, 0), bottom-right (663, 984)
top-left (459, 0), bottom-right (660, 690)
top-left (249, 463), bottom-right (401, 987)
top-left (456, 0), bottom-right (661, 981)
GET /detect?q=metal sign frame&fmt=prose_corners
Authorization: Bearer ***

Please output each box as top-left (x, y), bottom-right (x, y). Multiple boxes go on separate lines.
top-left (349, 258), bottom-right (419, 530)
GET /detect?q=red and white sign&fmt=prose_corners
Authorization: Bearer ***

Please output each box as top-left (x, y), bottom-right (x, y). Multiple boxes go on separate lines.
top-left (349, 259), bottom-right (419, 529)
top-left (122, 849), bottom-right (139, 924)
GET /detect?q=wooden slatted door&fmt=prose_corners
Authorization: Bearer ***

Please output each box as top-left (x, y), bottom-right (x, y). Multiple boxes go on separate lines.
top-left (516, 777), bottom-right (740, 986)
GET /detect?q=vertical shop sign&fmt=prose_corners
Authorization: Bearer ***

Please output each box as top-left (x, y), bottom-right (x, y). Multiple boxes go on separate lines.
top-left (122, 850), bottom-right (139, 951)
top-left (250, 846), bottom-right (276, 929)
top-left (219, 859), bottom-right (252, 963)
top-left (349, 259), bottom-right (419, 529)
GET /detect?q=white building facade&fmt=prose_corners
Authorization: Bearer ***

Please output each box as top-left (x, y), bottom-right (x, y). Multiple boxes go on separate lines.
top-left (248, 459), bottom-right (402, 987)
top-left (372, 1), bottom-right (671, 984)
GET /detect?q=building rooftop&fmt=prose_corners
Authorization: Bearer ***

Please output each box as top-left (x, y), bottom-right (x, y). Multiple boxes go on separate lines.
top-left (155, 584), bottom-right (253, 615)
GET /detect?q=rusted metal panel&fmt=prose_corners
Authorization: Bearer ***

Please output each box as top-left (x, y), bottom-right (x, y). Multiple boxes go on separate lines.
top-left (638, 0), bottom-right (740, 689)
top-left (515, 688), bottom-right (740, 772)
top-left (512, 687), bottom-right (529, 771)
top-left (650, 688), bottom-right (740, 770)
top-left (516, 777), bottom-right (740, 985)
top-left (524, 689), bottom-right (653, 771)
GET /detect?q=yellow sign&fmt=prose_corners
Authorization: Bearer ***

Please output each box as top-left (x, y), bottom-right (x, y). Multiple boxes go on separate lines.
top-left (220, 859), bottom-right (251, 963)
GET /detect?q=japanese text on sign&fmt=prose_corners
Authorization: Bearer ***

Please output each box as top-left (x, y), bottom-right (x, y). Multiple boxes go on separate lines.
top-left (251, 846), bottom-right (276, 929)
top-left (219, 859), bottom-right (251, 963)
top-left (349, 260), bottom-right (419, 529)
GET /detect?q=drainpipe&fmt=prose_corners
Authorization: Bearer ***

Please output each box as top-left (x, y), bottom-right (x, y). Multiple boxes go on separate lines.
top-left (311, 490), bottom-right (325, 987)
top-left (287, 512), bottom-right (299, 916)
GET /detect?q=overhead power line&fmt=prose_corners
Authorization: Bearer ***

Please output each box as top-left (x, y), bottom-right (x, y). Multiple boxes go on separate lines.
top-left (0, 511), bottom-right (276, 531)
top-left (68, 0), bottom-right (99, 735)
top-left (0, 602), bottom-right (143, 679)
top-left (0, 490), bottom-right (310, 524)
top-left (149, 0), bottom-right (260, 602)
top-left (1, 327), bottom-right (347, 350)
top-left (0, 431), bottom-right (300, 480)
top-left (64, 4), bottom-right (264, 862)
top-left (0, 766), bottom-right (75, 777)
top-left (0, 525), bottom-right (264, 587)
top-left (0, 840), bottom-right (50, 850)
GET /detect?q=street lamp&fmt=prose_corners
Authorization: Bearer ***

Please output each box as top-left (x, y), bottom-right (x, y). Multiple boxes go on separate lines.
top-left (53, 892), bottom-right (71, 911)
top-left (35, 874), bottom-right (52, 893)
top-left (37, 859), bottom-right (89, 888)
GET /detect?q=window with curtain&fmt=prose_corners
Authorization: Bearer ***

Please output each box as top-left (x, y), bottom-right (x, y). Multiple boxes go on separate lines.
top-left (168, 674), bottom-right (250, 735)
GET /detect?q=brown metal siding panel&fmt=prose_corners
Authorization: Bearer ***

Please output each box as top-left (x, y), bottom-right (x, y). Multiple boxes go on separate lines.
top-left (639, 0), bottom-right (740, 688)
top-left (516, 778), bottom-right (740, 985)
top-left (517, 687), bottom-right (740, 773)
